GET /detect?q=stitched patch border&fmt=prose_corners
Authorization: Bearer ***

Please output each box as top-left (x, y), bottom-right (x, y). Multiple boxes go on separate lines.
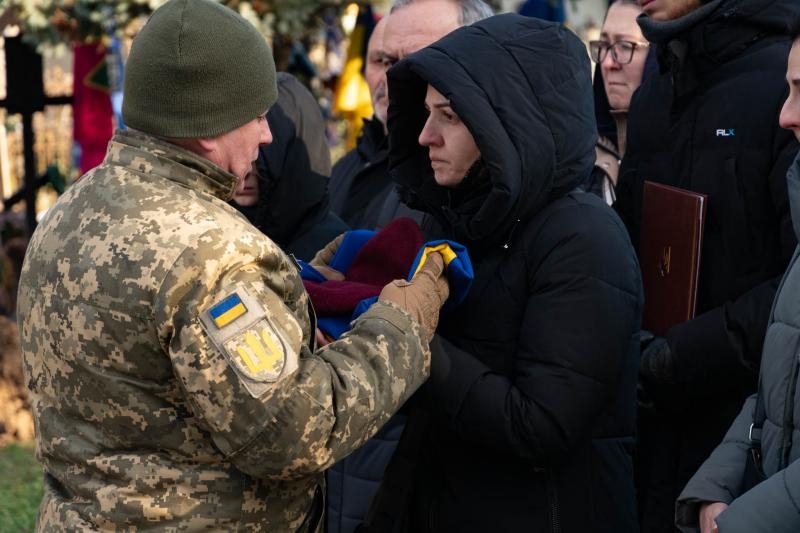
top-left (199, 287), bottom-right (298, 397)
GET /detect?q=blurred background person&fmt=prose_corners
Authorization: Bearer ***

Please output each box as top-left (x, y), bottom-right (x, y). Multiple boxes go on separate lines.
top-left (231, 72), bottom-right (348, 261)
top-left (329, 16), bottom-right (392, 230)
top-left (587, 0), bottom-right (652, 205)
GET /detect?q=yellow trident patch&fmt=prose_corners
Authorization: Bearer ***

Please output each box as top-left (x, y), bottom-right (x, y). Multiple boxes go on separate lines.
top-left (200, 287), bottom-right (298, 397)
top-left (228, 327), bottom-right (286, 378)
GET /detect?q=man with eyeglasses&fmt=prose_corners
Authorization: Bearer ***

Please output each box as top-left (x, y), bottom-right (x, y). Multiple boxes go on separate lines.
top-left (613, 0), bottom-right (800, 532)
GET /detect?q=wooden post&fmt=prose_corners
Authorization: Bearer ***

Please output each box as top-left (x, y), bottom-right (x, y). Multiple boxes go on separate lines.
top-left (4, 35), bottom-right (45, 237)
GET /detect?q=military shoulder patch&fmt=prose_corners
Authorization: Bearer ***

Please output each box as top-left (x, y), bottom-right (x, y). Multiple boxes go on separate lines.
top-left (208, 293), bottom-right (248, 328)
top-left (199, 287), bottom-right (299, 398)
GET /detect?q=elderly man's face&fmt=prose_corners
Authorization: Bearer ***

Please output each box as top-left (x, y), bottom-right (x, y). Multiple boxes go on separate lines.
top-left (208, 115), bottom-right (272, 182)
top-left (381, 1), bottom-right (461, 99)
top-left (365, 17), bottom-right (389, 125)
top-left (638, 0), bottom-right (702, 21)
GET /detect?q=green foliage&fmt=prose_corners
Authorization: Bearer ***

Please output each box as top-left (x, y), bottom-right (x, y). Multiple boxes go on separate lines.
top-left (0, 442), bottom-right (43, 532)
top-left (0, 0), bottom-right (343, 47)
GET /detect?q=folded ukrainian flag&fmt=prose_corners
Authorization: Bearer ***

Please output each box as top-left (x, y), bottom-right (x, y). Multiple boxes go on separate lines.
top-left (299, 218), bottom-right (473, 340)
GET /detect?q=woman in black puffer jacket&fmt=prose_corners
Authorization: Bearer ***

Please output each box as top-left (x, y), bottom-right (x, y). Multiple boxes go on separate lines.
top-left (380, 13), bottom-right (644, 533)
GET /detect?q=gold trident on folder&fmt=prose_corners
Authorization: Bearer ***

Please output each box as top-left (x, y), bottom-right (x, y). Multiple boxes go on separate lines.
top-left (658, 246), bottom-right (671, 277)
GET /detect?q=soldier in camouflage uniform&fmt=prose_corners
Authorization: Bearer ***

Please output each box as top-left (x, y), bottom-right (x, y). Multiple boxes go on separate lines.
top-left (16, 1), bottom-right (450, 531)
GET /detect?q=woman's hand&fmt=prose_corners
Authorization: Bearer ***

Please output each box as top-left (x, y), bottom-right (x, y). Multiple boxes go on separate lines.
top-left (699, 501), bottom-right (728, 533)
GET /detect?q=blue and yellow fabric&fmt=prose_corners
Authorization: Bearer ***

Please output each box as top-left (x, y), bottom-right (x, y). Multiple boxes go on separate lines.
top-left (308, 219), bottom-right (472, 533)
top-left (300, 224), bottom-right (473, 340)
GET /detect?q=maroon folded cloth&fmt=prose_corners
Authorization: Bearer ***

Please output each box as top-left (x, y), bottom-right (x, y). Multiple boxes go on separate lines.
top-left (304, 218), bottom-right (424, 315)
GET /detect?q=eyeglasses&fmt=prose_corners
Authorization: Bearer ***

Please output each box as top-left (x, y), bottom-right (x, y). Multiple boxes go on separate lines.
top-left (589, 40), bottom-right (649, 65)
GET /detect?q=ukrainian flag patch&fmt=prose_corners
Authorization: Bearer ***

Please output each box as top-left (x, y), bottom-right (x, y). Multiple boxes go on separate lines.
top-left (199, 286), bottom-right (300, 398)
top-left (209, 292), bottom-right (248, 328)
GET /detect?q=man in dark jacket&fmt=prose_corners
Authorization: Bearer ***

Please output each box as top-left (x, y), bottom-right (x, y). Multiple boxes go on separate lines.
top-left (329, 16), bottom-right (390, 230)
top-left (614, 0), bottom-right (800, 531)
top-left (374, 14), bottom-right (643, 532)
top-left (231, 72), bottom-right (348, 261)
top-left (674, 26), bottom-right (800, 533)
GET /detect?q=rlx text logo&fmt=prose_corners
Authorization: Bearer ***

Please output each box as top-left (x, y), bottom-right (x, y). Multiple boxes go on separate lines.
top-left (716, 129), bottom-right (735, 137)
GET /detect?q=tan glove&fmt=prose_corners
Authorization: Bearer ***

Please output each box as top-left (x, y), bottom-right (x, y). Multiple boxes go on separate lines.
top-left (309, 233), bottom-right (345, 281)
top-left (379, 252), bottom-right (450, 342)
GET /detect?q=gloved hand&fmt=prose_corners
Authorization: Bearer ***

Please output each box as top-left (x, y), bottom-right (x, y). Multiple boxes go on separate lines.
top-left (638, 329), bottom-right (655, 347)
top-left (639, 334), bottom-right (677, 384)
top-left (379, 252), bottom-right (450, 342)
top-left (309, 233), bottom-right (345, 281)
top-left (636, 380), bottom-right (655, 412)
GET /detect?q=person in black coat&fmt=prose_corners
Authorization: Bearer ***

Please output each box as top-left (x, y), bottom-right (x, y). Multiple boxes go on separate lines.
top-left (231, 72), bottom-right (348, 261)
top-left (329, 16), bottom-right (391, 230)
top-left (675, 25), bottom-right (800, 533)
top-left (378, 13), bottom-right (644, 532)
top-left (613, 1), bottom-right (800, 531)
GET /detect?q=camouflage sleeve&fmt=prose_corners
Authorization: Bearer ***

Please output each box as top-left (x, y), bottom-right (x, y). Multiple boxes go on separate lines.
top-left (155, 227), bottom-right (429, 480)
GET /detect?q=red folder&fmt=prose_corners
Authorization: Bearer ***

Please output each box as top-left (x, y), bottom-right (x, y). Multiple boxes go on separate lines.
top-left (639, 181), bottom-right (707, 336)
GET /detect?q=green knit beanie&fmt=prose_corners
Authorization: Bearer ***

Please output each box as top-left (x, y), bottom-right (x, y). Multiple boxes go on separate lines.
top-left (122, 0), bottom-right (277, 138)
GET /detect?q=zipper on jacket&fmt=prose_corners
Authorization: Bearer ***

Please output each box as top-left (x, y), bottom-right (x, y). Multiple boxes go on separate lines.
top-left (780, 351), bottom-right (800, 468)
top-left (547, 471), bottom-right (562, 533)
top-left (503, 219), bottom-right (521, 249)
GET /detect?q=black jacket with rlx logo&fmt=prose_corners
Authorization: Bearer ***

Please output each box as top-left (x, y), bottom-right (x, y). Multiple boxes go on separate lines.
top-left (614, 0), bottom-right (800, 530)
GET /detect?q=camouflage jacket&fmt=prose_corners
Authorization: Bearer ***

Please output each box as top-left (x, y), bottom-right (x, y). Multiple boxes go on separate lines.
top-left (17, 129), bottom-right (429, 532)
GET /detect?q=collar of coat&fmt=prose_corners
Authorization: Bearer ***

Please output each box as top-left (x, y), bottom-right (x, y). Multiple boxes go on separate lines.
top-left (637, 0), bottom-right (723, 45)
top-left (638, 0), bottom-right (792, 100)
top-left (105, 128), bottom-right (239, 202)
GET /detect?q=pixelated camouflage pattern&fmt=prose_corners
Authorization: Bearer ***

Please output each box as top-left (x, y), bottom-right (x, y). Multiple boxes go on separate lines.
top-left (17, 129), bottom-right (430, 532)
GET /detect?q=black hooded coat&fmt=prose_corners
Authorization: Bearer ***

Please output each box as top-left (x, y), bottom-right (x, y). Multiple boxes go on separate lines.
top-left (385, 14), bottom-right (644, 532)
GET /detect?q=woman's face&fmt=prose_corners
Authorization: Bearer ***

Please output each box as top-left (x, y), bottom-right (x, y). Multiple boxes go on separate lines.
top-left (600, 2), bottom-right (649, 111)
top-left (418, 84), bottom-right (481, 188)
top-left (232, 165), bottom-right (260, 207)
